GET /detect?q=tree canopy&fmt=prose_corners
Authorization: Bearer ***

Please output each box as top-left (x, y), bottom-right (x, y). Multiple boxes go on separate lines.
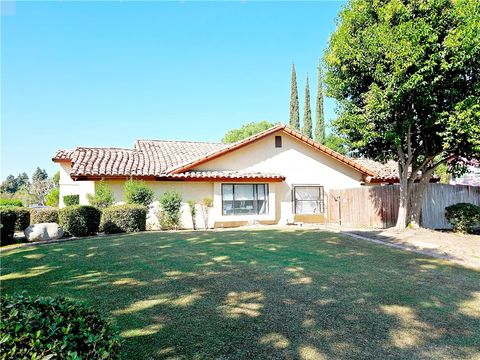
top-left (325, 0), bottom-right (480, 227)
top-left (222, 121), bottom-right (274, 143)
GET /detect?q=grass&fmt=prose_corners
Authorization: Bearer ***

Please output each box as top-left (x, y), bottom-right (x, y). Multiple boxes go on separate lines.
top-left (1, 229), bottom-right (479, 359)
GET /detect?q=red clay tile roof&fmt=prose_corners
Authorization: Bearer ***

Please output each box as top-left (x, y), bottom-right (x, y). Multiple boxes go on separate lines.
top-left (354, 159), bottom-right (399, 180)
top-left (53, 124), bottom-right (382, 180)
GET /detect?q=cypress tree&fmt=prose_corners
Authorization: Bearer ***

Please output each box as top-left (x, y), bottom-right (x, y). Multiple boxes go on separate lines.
top-left (302, 74), bottom-right (312, 138)
top-left (289, 64), bottom-right (300, 130)
top-left (315, 62), bottom-right (326, 143)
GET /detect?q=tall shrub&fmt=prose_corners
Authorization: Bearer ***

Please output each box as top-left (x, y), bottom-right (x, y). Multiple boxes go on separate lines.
top-left (88, 180), bottom-right (115, 209)
top-left (1, 207), bottom-right (30, 232)
top-left (187, 200), bottom-right (197, 230)
top-left (59, 205), bottom-right (101, 237)
top-left (124, 180), bottom-right (154, 206)
top-left (200, 197), bottom-right (213, 229)
top-left (159, 191), bottom-right (182, 229)
top-left (0, 208), bottom-right (17, 242)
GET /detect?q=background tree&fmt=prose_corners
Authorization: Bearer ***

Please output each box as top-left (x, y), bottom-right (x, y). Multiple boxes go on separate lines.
top-left (289, 64), bottom-right (300, 130)
top-left (325, 0), bottom-right (480, 228)
top-left (324, 132), bottom-right (351, 156)
top-left (15, 173), bottom-right (30, 190)
top-left (222, 121), bottom-right (274, 143)
top-left (315, 62), bottom-right (326, 143)
top-left (0, 175), bottom-right (18, 194)
top-left (53, 171), bottom-right (60, 187)
top-left (32, 167), bottom-right (48, 183)
top-left (302, 75), bottom-right (312, 138)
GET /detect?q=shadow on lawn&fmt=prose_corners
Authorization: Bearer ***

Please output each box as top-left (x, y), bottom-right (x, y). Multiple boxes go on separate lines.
top-left (1, 229), bottom-right (479, 359)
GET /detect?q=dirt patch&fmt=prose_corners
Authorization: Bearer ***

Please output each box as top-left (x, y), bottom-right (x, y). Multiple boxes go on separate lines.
top-left (343, 227), bottom-right (480, 270)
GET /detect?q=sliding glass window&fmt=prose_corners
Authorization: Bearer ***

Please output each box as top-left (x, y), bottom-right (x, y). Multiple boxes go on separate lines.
top-left (222, 184), bottom-right (269, 215)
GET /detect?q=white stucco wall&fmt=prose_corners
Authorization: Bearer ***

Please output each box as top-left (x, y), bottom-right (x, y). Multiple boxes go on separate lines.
top-left (58, 163), bottom-right (95, 207)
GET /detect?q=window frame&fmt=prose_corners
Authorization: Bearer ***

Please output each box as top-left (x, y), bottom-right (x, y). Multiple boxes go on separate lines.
top-left (221, 183), bottom-right (269, 216)
top-left (292, 185), bottom-right (326, 214)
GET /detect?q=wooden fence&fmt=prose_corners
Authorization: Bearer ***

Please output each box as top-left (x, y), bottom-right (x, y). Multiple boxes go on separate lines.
top-left (327, 184), bottom-right (480, 229)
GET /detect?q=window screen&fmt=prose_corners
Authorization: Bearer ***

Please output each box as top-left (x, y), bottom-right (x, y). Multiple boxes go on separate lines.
top-left (293, 186), bottom-right (325, 214)
top-left (222, 184), bottom-right (269, 215)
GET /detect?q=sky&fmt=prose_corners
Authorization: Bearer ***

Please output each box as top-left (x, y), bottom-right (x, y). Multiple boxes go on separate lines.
top-left (1, 0), bottom-right (345, 180)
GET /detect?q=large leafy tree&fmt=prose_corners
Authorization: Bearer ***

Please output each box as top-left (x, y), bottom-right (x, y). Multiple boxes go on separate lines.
top-left (289, 64), bottom-right (300, 130)
top-left (325, 0), bottom-right (480, 228)
top-left (302, 75), bottom-right (313, 138)
top-left (222, 121), bottom-right (274, 143)
top-left (32, 167), bottom-right (48, 183)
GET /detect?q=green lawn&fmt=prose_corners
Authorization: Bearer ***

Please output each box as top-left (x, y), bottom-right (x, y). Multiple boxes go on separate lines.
top-left (1, 229), bottom-right (479, 359)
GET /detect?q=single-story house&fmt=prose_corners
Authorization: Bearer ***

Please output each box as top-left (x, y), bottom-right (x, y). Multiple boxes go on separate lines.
top-left (52, 124), bottom-right (397, 229)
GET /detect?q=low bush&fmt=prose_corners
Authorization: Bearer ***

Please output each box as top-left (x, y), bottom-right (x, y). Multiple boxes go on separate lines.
top-left (124, 180), bottom-right (154, 206)
top-left (63, 194), bottom-right (80, 206)
top-left (159, 191), bottom-right (182, 229)
top-left (0, 198), bottom-right (23, 207)
top-left (0, 292), bottom-right (122, 359)
top-left (445, 202), bottom-right (480, 233)
top-left (88, 180), bottom-right (115, 209)
top-left (30, 207), bottom-right (59, 224)
top-left (59, 205), bottom-right (101, 237)
top-left (101, 204), bottom-right (147, 234)
top-left (0, 208), bottom-right (17, 242)
top-left (0, 206), bottom-right (30, 231)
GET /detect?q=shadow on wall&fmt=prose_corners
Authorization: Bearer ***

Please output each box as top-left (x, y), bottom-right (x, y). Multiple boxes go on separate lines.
top-left (1, 229), bottom-right (479, 359)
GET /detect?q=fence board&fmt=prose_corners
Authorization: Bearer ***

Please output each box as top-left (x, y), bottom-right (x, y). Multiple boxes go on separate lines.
top-left (328, 184), bottom-right (480, 229)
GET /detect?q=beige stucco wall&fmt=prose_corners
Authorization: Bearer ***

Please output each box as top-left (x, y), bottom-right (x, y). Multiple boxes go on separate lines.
top-left (194, 131), bottom-right (364, 224)
top-left (56, 130), bottom-right (365, 228)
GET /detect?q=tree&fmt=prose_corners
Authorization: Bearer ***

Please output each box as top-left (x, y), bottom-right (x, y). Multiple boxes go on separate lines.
top-left (124, 179), bottom-right (154, 206)
top-left (222, 121), bottom-right (274, 143)
top-left (15, 173), bottom-right (30, 190)
top-left (302, 75), bottom-right (313, 138)
top-left (87, 180), bottom-right (115, 209)
top-left (324, 133), bottom-right (351, 156)
top-left (315, 62), bottom-right (326, 143)
top-left (52, 171), bottom-right (60, 187)
top-left (32, 167), bottom-right (48, 183)
top-left (31, 178), bottom-right (54, 205)
top-left (325, 0), bottom-right (480, 228)
top-left (289, 64), bottom-right (300, 130)
top-left (0, 175), bottom-right (17, 194)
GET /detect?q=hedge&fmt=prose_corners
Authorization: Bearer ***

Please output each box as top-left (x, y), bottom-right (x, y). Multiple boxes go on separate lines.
top-left (0, 292), bottom-right (122, 359)
top-left (59, 205), bottom-right (101, 237)
top-left (30, 207), bottom-right (59, 224)
top-left (445, 202), bottom-right (480, 233)
top-left (0, 198), bottom-right (23, 207)
top-left (101, 204), bottom-right (147, 234)
top-left (63, 194), bottom-right (80, 206)
top-left (3, 207), bottom-right (30, 232)
top-left (0, 208), bottom-right (17, 242)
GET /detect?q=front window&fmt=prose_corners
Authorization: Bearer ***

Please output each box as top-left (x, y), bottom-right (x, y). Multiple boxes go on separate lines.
top-left (222, 184), bottom-right (269, 215)
top-left (294, 186), bottom-right (325, 214)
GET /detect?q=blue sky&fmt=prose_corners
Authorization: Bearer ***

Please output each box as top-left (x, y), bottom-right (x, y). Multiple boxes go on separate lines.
top-left (1, 1), bottom-right (345, 180)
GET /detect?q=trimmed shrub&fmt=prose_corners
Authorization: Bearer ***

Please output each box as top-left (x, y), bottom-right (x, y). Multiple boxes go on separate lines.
top-left (124, 179), bottom-right (154, 206)
top-left (88, 180), bottom-right (115, 209)
top-left (0, 292), bottom-right (122, 359)
top-left (159, 191), bottom-right (182, 229)
top-left (63, 194), bottom-right (80, 206)
top-left (59, 205), bottom-right (101, 237)
top-left (0, 198), bottom-right (23, 207)
top-left (45, 187), bottom-right (59, 207)
top-left (445, 202), bottom-right (480, 233)
top-left (30, 207), bottom-right (59, 224)
top-left (0, 208), bottom-right (17, 242)
top-left (0, 206), bottom-right (30, 231)
top-left (101, 204), bottom-right (147, 234)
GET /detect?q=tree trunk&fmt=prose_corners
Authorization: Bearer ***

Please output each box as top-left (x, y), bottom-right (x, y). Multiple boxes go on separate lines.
top-left (395, 161), bottom-right (410, 229)
top-left (408, 170), bottom-right (433, 227)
